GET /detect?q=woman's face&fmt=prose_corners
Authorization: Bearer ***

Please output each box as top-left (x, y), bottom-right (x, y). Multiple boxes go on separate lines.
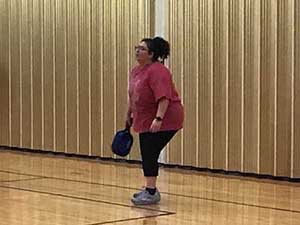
top-left (135, 41), bottom-right (153, 64)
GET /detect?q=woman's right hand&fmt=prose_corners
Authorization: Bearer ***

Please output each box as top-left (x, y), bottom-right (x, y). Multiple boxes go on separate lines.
top-left (125, 107), bottom-right (133, 129)
top-left (125, 117), bottom-right (133, 129)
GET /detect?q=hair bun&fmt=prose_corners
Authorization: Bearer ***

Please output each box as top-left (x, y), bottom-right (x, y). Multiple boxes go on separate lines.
top-left (152, 37), bottom-right (170, 62)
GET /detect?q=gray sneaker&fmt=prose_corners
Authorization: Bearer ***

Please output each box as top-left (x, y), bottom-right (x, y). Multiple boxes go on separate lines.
top-left (131, 190), bottom-right (161, 205)
top-left (133, 189), bottom-right (147, 198)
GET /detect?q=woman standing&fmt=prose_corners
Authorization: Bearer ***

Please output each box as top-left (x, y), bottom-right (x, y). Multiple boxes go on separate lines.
top-left (126, 37), bottom-right (184, 205)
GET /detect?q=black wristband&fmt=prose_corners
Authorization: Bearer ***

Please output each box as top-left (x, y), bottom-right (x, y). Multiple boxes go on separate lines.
top-left (155, 116), bottom-right (163, 121)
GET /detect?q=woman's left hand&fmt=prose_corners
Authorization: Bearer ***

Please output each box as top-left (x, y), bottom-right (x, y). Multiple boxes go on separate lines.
top-left (149, 119), bottom-right (162, 133)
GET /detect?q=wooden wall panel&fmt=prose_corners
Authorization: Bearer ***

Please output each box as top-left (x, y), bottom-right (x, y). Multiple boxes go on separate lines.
top-left (243, 0), bottom-right (260, 174)
top-left (10, 0), bottom-right (21, 147)
top-left (276, 0), bottom-right (293, 177)
top-left (20, 0), bottom-right (32, 148)
top-left (66, 0), bottom-right (79, 154)
top-left (54, 0), bottom-right (66, 152)
top-left (212, 0), bottom-right (228, 169)
top-left (0, 0), bottom-right (9, 146)
top-left (259, 0), bottom-right (277, 175)
top-left (43, 0), bottom-right (54, 150)
top-left (167, 0), bottom-right (300, 178)
top-left (294, 0), bottom-right (300, 178)
top-left (197, 0), bottom-right (213, 169)
top-left (228, 0), bottom-right (243, 171)
top-left (32, 0), bottom-right (42, 149)
top-left (78, 0), bottom-right (90, 155)
top-left (90, 0), bottom-right (102, 157)
top-left (183, 0), bottom-right (197, 166)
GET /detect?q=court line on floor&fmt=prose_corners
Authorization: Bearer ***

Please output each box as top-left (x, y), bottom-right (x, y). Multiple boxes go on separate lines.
top-left (86, 214), bottom-right (174, 225)
top-left (0, 184), bottom-right (174, 215)
top-left (0, 185), bottom-right (174, 225)
top-left (0, 169), bottom-right (143, 191)
top-left (1, 148), bottom-right (300, 184)
top-left (0, 169), bottom-right (300, 214)
top-left (0, 177), bottom-right (44, 183)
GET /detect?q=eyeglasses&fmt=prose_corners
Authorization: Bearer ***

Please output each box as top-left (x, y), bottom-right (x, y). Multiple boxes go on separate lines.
top-left (134, 46), bottom-right (148, 51)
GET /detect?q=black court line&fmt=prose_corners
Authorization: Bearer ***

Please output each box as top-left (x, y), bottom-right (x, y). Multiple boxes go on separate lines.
top-left (1, 169), bottom-right (300, 215)
top-left (0, 184), bottom-right (174, 215)
top-left (0, 185), bottom-right (174, 225)
top-left (0, 177), bottom-right (44, 183)
top-left (86, 214), bottom-right (174, 225)
top-left (0, 169), bottom-right (141, 190)
top-left (0, 170), bottom-right (46, 179)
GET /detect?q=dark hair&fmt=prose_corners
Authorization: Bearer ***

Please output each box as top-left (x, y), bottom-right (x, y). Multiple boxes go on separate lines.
top-left (141, 37), bottom-right (170, 63)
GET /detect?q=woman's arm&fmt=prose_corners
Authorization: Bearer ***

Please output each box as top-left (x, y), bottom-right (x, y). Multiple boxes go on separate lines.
top-left (125, 97), bottom-right (133, 129)
top-left (156, 97), bottom-right (169, 119)
top-left (149, 97), bottom-right (169, 132)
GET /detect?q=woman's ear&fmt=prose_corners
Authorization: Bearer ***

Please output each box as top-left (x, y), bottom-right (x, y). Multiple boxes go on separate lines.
top-left (148, 51), bottom-right (154, 60)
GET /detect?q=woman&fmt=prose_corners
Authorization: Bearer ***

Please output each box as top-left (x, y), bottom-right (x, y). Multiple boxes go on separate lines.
top-left (126, 37), bottom-right (184, 205)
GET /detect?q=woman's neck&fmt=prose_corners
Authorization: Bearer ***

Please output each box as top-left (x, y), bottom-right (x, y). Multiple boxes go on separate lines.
top-left (138, 60), bottom-right (153, 67)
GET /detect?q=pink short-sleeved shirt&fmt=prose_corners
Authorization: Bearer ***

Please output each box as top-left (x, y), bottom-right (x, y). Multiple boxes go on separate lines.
top-left (128, 62), bottom-right (184, 133)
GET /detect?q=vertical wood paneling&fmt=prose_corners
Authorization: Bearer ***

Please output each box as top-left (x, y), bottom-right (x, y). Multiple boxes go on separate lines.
top-left (43, 0), bottom-right (54, 150)
top-left (212, 0), bottom-right (228, 169)
top-left (90, 0), bottom-right (102, 156)
top-left (78, 0), bottom-right (90, 155)
top-left (228, 0), bottom-right (243, 171)
top-left (198, 0), bottom-right (213, 168)
top-left (183, 0), bottom-right (197, 166)
top-left (168, 0), bottom-right (184, 165)
top-left (1, 0), bottom-right (152, 157)
top-left (276, 0), bottom-right (293, 177)
top-left (54, 0), bottom-right (66, 152)
top-left (32, 0), bottom-right (42, 149)
top-left (10, 0), bottom-right (21, 147)
top-left (259, 0), bottom-right (277, 175)
top-left (166, 0), bottom-right (299, 178)
top-left (66, 0), bottom-right (78, 154)
top-left (102, 0), bottom-right (114, 158)
top-left (244, 0), bottom-right (260, 174)
top-left (0, 0), bottom-right (9, 145)
top-left (20, 0), bottom-right (32, 148)
top-left (294, 0), bottom-right (300, 178)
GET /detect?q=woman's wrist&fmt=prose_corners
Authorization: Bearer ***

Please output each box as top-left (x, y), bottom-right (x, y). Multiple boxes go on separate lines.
top-left (155, 116), bottom-right (163, 122)
top-left (127, 109), bottom-right (132, 117)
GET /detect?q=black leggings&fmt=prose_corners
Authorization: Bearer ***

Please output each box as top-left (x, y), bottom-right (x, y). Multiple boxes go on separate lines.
top-left (139, 130), bottom-right (177, 177)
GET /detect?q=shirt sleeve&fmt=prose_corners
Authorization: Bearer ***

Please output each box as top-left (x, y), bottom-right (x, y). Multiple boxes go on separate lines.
top-left (148, 65), bottom-right (173, 102)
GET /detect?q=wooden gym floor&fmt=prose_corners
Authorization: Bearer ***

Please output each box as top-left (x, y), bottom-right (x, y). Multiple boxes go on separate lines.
top-left (0, 149), bottom-right (299, 225)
